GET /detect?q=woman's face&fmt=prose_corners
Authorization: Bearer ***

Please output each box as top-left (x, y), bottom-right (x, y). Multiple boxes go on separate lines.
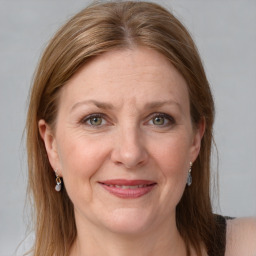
top-left (40, 47), bottom-right (203, 235)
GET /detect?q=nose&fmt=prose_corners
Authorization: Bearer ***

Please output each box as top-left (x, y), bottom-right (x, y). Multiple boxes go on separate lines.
top-left (110, 125), bottom-right (149, 169)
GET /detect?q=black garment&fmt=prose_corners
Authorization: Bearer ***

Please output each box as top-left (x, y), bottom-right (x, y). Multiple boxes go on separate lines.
top-left (208, 215), bottom-right (234, 256)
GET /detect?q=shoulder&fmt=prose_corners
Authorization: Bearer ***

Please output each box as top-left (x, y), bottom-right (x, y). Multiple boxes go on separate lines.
top-left (225, 217), bottom-right (256, 256)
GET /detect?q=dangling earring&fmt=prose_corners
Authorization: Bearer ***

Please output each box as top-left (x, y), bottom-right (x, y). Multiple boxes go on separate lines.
top-left (55, 171), bottom-right (62, 192)
top-left (187, 162), bottom-right (192, 186)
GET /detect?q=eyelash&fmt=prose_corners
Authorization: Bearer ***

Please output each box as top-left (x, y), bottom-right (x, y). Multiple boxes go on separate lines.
top-left (148, 113), bottom-right (175, 127)
top-left (80, 112), bottom-right (175, 128)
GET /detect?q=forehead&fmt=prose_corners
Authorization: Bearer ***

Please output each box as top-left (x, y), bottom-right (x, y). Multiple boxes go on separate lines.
top-left (59, 47), bottom-right (189, 112)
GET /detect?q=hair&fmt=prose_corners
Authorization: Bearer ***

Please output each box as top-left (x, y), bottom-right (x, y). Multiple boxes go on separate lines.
top-left (26, 1), bottom-right (217, 255)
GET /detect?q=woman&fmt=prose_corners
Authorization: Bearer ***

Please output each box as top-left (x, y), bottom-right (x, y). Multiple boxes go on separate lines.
top-left (26, 1), bottom-right (256, 255)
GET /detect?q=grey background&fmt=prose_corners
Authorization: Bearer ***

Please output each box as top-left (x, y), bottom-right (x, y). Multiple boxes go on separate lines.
top-left (0, 0), bottom-right (255, 255)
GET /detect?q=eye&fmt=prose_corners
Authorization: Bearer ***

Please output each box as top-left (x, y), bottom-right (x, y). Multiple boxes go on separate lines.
top-left (89, 116), bottom-right (103, 126)
top-left (148, 113), bottom-right (175, 127)
top-left (153, 116), bottom-right (165, 125)
top-left (82, 114), bottom-right (107, 127)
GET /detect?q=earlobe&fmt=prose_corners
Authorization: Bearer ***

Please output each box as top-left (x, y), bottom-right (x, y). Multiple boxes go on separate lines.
top-left (190, 118), bottom-right (205, 162)
top-left (38, 119), bottom-right (60, 172)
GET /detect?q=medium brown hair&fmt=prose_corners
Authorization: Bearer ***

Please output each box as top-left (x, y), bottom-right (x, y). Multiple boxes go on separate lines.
top-left (26, 1), bottom-right (216, 255)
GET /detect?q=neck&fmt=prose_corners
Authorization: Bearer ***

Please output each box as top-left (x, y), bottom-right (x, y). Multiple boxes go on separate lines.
top-left (70, 211), bottom-right (186, 256)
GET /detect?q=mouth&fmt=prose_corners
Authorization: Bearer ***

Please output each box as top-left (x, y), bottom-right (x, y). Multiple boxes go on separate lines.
top-left (98, 179), bottom-right (157, 199)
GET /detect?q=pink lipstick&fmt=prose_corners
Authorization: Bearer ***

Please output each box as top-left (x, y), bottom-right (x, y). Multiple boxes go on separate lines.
top-left (99, 179), bottom-right (156, 199)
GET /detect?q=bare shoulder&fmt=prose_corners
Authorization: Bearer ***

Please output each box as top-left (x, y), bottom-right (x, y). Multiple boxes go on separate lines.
top-left (225, 217), bottom-right (256, 256)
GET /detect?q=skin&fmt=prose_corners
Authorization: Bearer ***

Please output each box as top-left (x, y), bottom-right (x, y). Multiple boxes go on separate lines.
top-left (225, 218), bottom-right (256, 256)
top-left (39, 47), bottom-right (256, 255)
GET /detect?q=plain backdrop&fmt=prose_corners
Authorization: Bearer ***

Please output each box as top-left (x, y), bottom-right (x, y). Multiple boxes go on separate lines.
top-left (0, 0), bottom-right (255, 255)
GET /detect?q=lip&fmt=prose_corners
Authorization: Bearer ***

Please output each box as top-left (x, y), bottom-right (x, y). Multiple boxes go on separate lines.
top-left (98, 179), bottom-right (157, 199)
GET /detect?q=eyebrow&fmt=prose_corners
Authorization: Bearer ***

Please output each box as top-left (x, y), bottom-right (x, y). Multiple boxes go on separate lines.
top-left (144, 100), bottom-right (181, 110)
top-left (70, 99), bottom-right (181, 113)
top-left (70, 100), bottom-right (114, 113)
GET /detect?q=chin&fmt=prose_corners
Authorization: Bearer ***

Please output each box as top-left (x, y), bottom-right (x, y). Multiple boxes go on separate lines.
top-left (101, 207), bottom-right (154, 235)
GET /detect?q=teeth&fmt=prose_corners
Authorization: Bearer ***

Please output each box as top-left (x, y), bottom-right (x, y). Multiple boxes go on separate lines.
top-left (107, 184), bottom-right (148, 189)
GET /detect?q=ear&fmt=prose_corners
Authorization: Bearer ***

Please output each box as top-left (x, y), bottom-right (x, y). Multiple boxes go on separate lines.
top-left (38, 119), bottom-right (61, 174)
top-left (190, 117), bottom-right (205, 163)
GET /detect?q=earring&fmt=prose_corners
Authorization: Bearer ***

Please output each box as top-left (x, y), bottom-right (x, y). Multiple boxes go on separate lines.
top-left (55, 171), bottom-right (62, 192)
top-left (187, 162), bottom-right (192, 186)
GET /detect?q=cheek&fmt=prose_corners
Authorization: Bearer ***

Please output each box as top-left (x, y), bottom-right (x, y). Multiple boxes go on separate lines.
top-left (151, 135), bottom-right (191, 202)
top-left (153, 135), bottom-right (191, 175)
top-left (56, 134), bottom-right (110, 200)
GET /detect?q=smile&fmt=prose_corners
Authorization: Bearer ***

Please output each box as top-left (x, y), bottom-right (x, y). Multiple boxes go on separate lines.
top-left (99, 179), bottom-right (157, 199)
top-left (105, 184), bottom-right (151, 189)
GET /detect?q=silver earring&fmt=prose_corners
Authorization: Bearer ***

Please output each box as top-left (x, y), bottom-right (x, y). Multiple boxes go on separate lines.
top-left (55, 171), bottom-right (62, 192)
top-left (187, 162), bottom-right (192, 186)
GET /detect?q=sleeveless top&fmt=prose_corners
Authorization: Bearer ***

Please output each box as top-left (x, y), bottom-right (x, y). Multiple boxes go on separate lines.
top-left (207, 215), bottom-right (234, 256)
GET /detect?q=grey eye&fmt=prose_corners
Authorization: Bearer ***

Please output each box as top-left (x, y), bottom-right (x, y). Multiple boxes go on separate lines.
top-left (89, 117), bottom-right (103, 126)
top-left (153, 116), bottom-right (165, 125)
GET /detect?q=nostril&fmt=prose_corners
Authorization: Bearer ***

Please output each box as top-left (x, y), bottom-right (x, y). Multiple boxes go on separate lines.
top-left (113, 155), bottom-right (148, 169)
top-left (115, 161), bottom-right (123, 166)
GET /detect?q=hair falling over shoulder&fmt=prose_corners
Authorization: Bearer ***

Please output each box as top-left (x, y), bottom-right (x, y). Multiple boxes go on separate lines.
top-left (26, 1), bottom-right (218, 255)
